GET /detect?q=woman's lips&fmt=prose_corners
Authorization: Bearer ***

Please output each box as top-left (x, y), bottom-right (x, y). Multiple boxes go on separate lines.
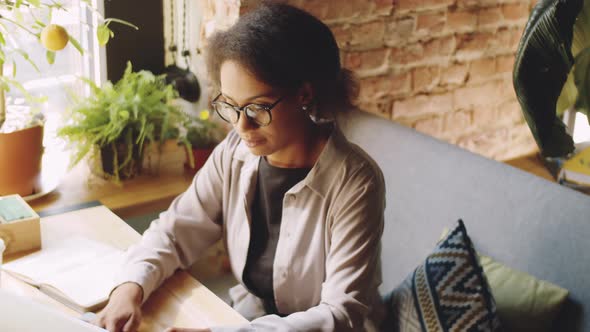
top-left (243, 137), bottom-right (264, 147)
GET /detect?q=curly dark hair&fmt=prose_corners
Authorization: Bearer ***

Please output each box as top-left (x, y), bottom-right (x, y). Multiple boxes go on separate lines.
top-left (205, 2), bottom-right (358, 119)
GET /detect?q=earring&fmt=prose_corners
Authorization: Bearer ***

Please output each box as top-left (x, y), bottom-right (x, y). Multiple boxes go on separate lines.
top-left (301, 105), bottom-right (309, 112)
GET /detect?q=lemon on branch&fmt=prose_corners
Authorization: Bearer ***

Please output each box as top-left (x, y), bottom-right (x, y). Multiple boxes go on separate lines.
top-left (40, 24), bottom-right (69, 51)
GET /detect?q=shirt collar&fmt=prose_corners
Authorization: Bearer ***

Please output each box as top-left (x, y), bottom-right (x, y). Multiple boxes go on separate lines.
top-left (233, 125), bottom-right (351, 199)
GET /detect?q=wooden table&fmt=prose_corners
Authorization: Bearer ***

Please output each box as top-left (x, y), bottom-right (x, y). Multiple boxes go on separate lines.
top-left (1, 205), bottom-right (247, 331)
top-left (504, 152), bottom-right (555, 182)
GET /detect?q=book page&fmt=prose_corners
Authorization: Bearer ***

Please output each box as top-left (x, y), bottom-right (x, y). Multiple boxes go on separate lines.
top-left (3, 236), bottom-right (124, 311)
top-left (40, 250), bottom-right (124, 312)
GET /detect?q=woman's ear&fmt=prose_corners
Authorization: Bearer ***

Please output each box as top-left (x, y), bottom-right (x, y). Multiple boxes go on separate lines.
top-left (297, 82), bottom-right (314, 106)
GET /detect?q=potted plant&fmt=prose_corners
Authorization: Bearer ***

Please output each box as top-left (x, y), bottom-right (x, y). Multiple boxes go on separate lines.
top-left (0, 1), bottom-right (136, 196)
top-left (180, 110), bottom-right (223, 174)
top-left (58, 61), bottom-right (192, 183)
top-left (513, 0), bottom-right (589, 160)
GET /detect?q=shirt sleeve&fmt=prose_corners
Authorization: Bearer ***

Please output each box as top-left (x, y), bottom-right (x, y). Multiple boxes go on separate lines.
top-left (211, 163), bottom-right (385, 332)
top-left (112, 134), bottom-right (230, 303)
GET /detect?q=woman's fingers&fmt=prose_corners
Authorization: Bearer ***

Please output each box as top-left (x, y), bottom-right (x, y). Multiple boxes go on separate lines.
top-left (122, 311), bottom-right (141, 332)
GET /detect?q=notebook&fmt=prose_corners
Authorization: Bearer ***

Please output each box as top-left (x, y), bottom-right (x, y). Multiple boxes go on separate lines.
top-left (0, 289), bottom-right (105, 331)
top-left (3, 235), bottom-right (125, 313)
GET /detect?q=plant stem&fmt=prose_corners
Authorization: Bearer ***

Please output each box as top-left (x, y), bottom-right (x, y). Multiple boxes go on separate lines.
top-left (0, 15), bottom-right (39, 38)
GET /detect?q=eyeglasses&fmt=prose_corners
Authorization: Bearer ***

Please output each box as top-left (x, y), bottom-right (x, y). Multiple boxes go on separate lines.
top-left (211, 93), bottom-right (285, 127)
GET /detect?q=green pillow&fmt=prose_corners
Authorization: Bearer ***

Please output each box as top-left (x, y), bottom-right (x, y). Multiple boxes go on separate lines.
top-left (479, 255), bottom-right (569, 332)
top-left (438, 227), bottom-right (569, 331)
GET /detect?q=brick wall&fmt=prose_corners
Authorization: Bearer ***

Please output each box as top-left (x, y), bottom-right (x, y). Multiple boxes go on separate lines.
top-left (198, 0), bottom-right (539, 161)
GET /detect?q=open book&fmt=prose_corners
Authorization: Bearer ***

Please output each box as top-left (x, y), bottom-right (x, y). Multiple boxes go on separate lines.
top-left (3, 236), bottom-right (125, 313)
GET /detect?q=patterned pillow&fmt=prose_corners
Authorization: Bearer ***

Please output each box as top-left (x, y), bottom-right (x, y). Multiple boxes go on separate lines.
top-left (382, 220), bottom-right (502, 332)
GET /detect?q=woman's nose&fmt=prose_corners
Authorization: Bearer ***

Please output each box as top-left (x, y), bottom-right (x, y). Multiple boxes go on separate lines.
top-left (234, 112), bottom-right (256, 131)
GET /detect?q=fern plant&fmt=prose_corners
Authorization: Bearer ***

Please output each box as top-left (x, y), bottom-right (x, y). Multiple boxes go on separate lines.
top-left (58, 61), bottom-right (191, 182)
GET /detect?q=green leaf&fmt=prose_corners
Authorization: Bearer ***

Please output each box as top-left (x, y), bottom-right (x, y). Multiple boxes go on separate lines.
top-left (0, 32), bottom-right (5, 46)
top-left (103, 18), bottom-right (139, 31)
top-left (15, 0), bottom-right (23, 8)
top-left (11, 60), bottom-right (16, 77)
top-left (27, 0), bottom-right (40, 6)
top-left (16, 49), bottom-right (40, 72)
top-left (46, 50), bottom-right (55, 64)
top-left (97, 24), bottom-right (111, 46)
top-left (513, 0), bottom-right (582, 158)
top-left (68, 35), bottom-right (84, 55)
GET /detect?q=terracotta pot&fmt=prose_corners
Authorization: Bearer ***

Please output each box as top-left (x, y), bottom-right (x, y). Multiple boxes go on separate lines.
top-left (184, 146), bottom-right (214, 175)
top-left (0, 125), bottom-right (44, 196)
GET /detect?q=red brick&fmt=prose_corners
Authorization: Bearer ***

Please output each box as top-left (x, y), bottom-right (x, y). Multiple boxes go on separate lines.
top-left (374, 0), bottom-right (394, 16)
top-left (351, 20), bottom-right (386, 47)
top-left (472, 107), bottom-right (500, 128)
top-left (397, 0), bottom-right (456, 12)
top-left (359, 98), bottom-right (393, 119)
top-left (331, 25), bottom-right (353, 49)
top-left (447, 10), bottom-right (477, 32)
top-left (413, 115), bottom-right (445, 138)
top-left (500, 76), bottom-right (517, 100)
top-left (469, 57), bottom-right (497, 82)
top-left (496, 54), bottom-right (515, 74)
top-left (502, 3), bottom-right (530, 21)
top-left (441, 62), bottom-right (469, 86)
top-left (412, 66), bottom-right (440, 93)
top-left (391, 44), bottom-right (425, 65)
top-left (497, 100), bottom-right (524, 125)
top-left (496, 28), bottom-right (513, 51)
top-left (477, 7), bottom-right (503, 28)
top-left (358, 76), bottom-right (393, 101)
top-left (456, 32), bottom-right (492, 60)
top-left (457, 128), bottom-right (511, 159)
top-left (454, 80), bottom-right (505, 110)
top-left (392, 93), bottom-right (453, 119)
top-left (456, 0), bottom-right (497, 9)
top-left (391, 71), bottom-right (412, 97)
top-left (416, 12), bottom-right (447, 34)
top-left (299, 0), bottom-right (330, 20)
top-left (323, 1), bottom-right (355, 21)
top-left (511, 26), bottom-right (525, 50)
top-left (423, 35), bottom-right (457, 60)
top-left (444, 110), bottom-right (473, 133)
top-left (385, 17), bottom-right (415, 46)
top-left (344, 52), bottom-right (362, 70)
top-left (344, 49), bottom-right (390, 72)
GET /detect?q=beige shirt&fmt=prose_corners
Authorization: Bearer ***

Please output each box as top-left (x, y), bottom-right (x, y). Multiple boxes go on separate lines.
top-left (115, 126), bottom-right (386, 331)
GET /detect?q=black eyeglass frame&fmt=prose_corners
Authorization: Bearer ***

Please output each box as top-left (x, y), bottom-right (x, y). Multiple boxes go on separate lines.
top-left (211, 93), bottom-right (285, 127)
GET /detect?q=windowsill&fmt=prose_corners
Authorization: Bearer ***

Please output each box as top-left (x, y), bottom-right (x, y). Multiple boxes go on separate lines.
top-left (29, 140), bottom-right (194, 219)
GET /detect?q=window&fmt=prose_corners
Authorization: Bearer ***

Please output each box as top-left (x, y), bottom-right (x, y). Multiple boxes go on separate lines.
top-left (572, 113), bottom-right (590, 144)
top-left (2, 0), bottom-right (106, 178)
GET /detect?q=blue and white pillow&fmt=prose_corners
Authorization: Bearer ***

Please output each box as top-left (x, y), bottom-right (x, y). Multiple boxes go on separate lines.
top-left (383, 220), bottom-right (502, 332)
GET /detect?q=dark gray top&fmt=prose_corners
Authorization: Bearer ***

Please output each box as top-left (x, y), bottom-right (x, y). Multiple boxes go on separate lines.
top-left (243, 156), bottom-right (311, 315)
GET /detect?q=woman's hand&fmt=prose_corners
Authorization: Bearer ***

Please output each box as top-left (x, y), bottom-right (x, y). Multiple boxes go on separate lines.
top-left (164, 328), bottom-right (212, 332)
top-left (93, 282), bottom-right (144, 332)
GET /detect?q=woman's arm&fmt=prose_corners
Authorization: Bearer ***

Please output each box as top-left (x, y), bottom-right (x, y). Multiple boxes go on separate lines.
top-left (111, 134), bottom-right (231, 302)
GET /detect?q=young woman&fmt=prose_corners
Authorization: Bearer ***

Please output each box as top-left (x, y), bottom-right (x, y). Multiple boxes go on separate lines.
top-left (95, 3), bottom-right (386, 332)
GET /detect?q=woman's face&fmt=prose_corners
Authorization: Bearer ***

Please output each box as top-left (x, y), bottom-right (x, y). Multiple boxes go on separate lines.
top-left (219, 60), bottom-right (312, 161)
